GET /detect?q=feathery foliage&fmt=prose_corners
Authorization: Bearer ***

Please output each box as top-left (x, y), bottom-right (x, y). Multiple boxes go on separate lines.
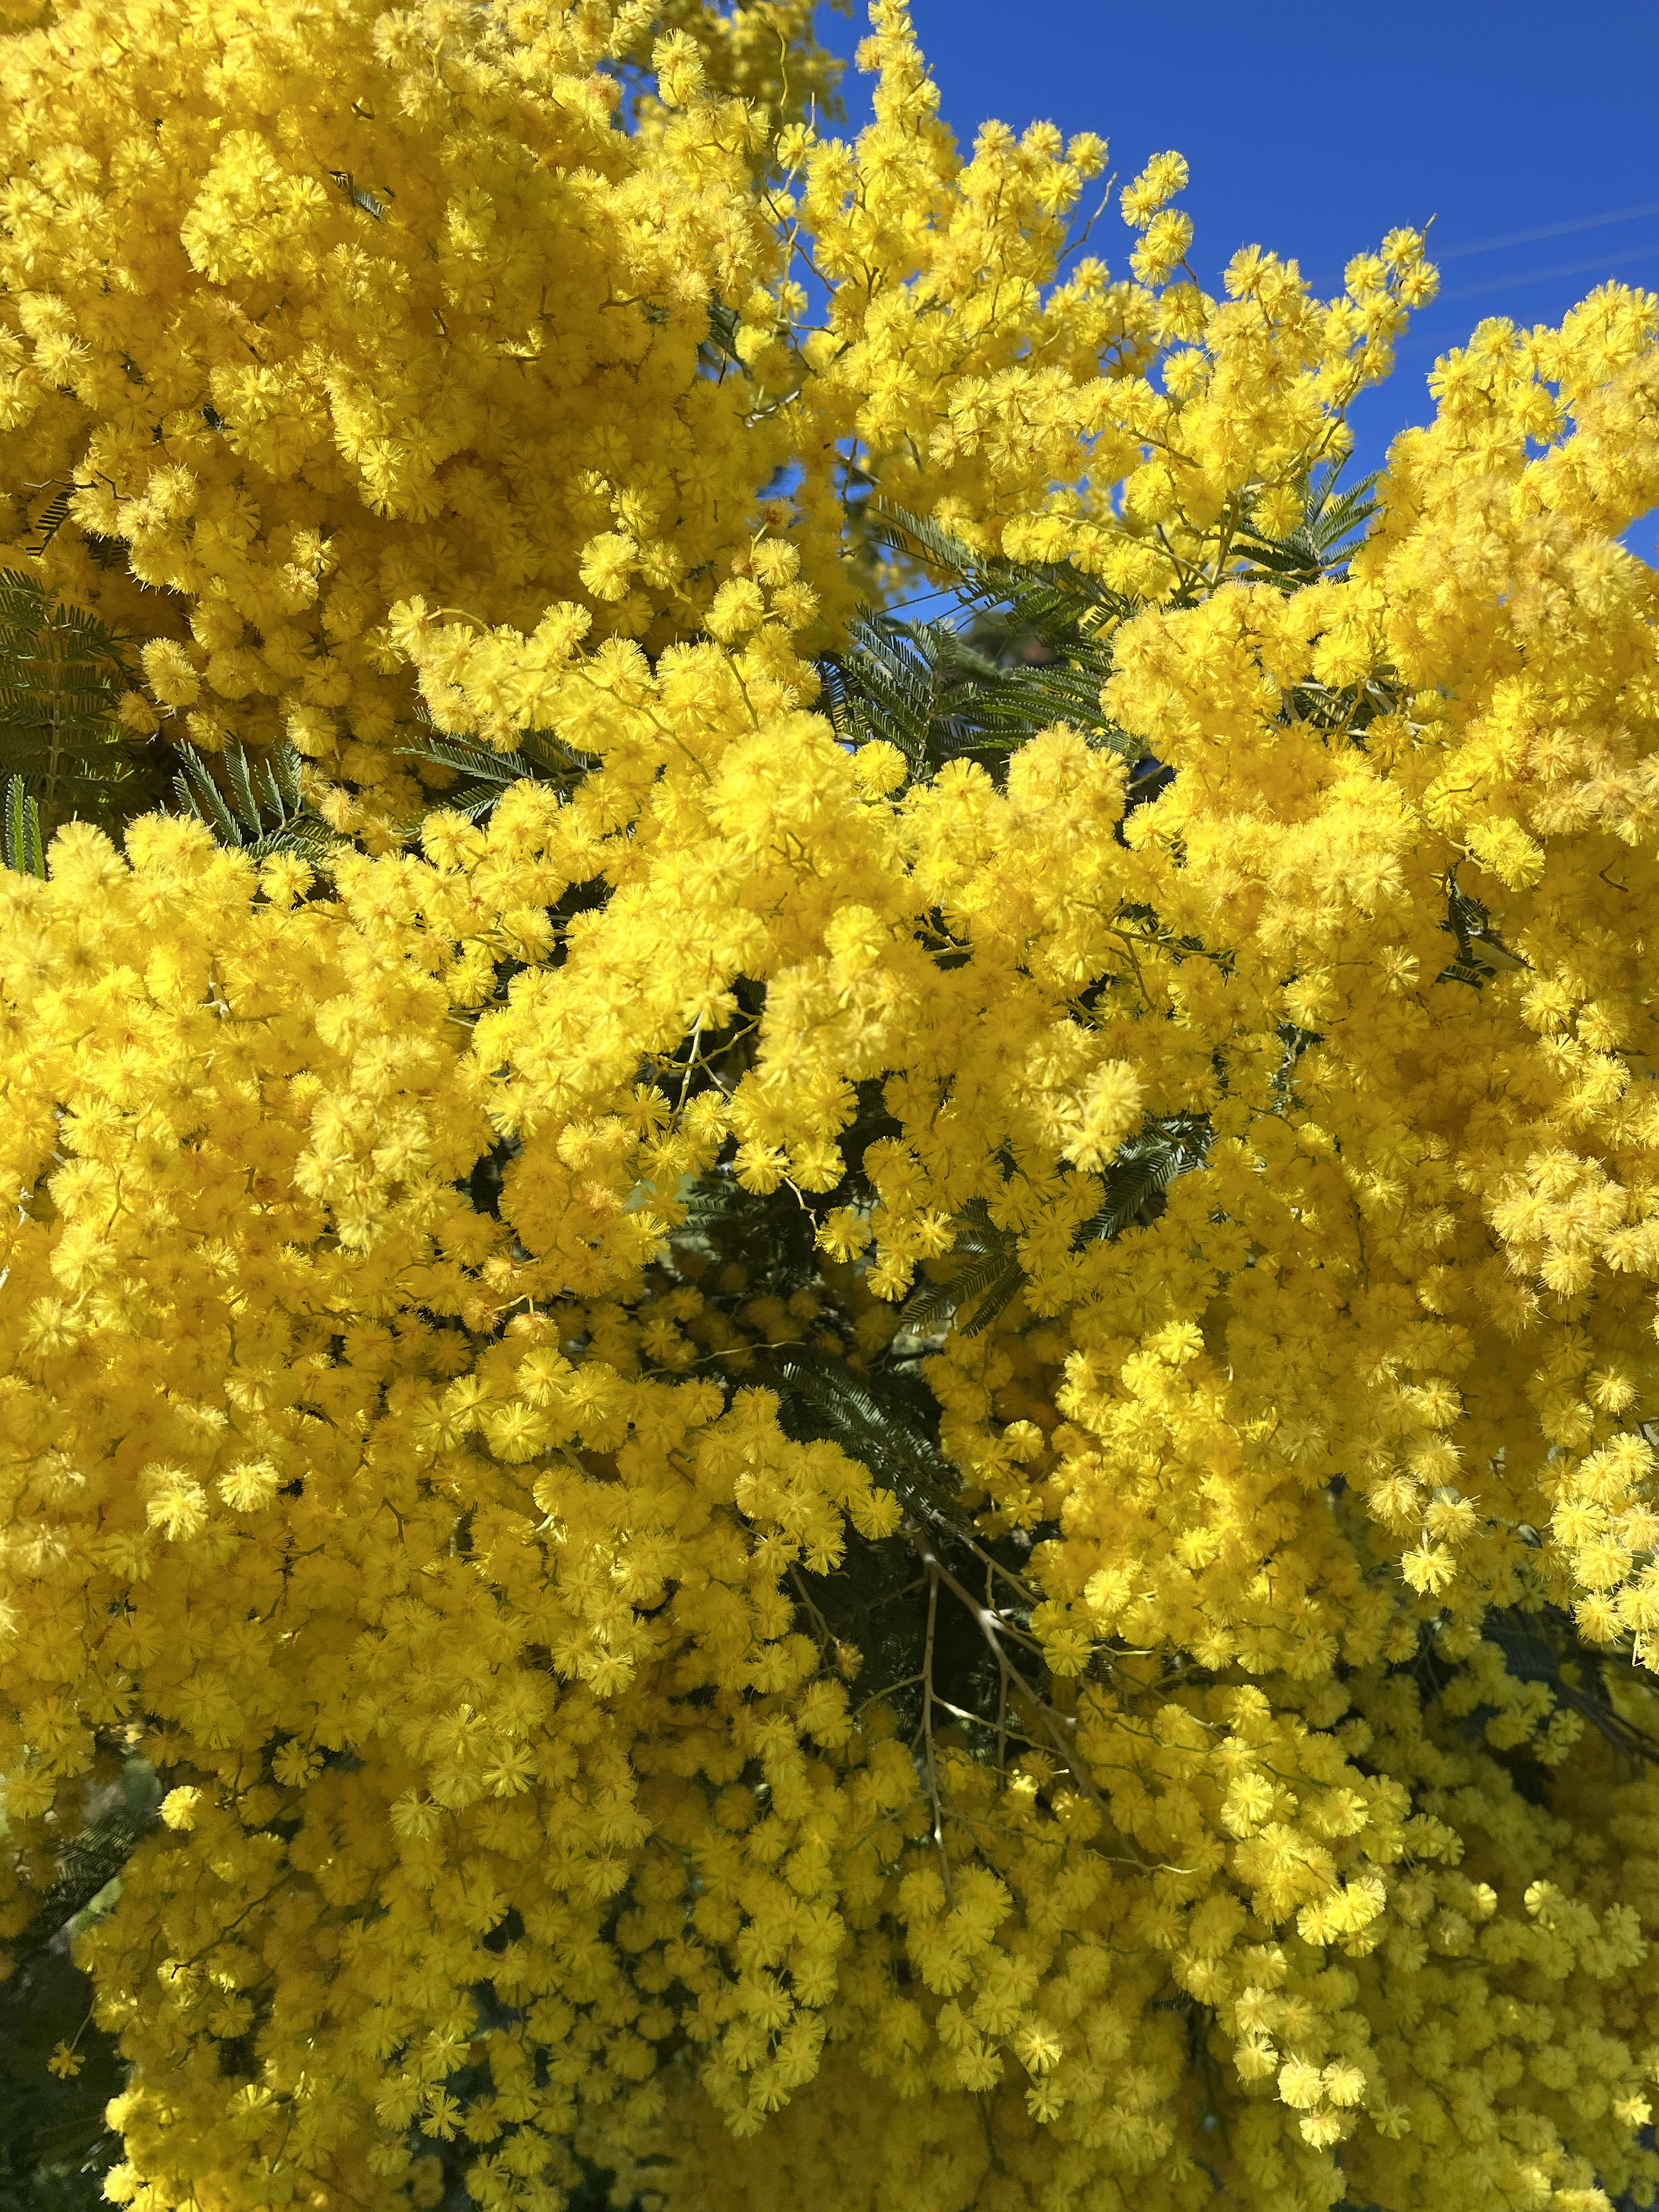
top-left (1230, 464), bottom-right (1381, 590)
top-left (396, 718), bottom-right (590, 825)
top-left (0, 568), bottom-right (147, 840)
top-left (168, 741), bottom-right (340, 865)
top-left (821, 503), bottom-right (1137, 783)
top-left (2, 770), bottom-right (43, 876)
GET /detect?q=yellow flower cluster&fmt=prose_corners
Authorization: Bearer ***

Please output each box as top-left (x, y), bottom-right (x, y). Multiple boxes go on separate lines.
top-left (6, 4), bottom-right (1659, 2211)
top-left (0, 0), bottom-right (830, 825)
top-left (2, 0), bottom-right (1419, 833)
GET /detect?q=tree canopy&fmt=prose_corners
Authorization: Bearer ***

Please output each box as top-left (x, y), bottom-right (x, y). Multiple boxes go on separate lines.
top-left (4, 5), bottom-right (1659, 2211)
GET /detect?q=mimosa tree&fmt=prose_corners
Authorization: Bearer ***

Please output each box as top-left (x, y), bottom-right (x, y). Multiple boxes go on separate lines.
top-left (4, 5), bottom-right (1659, 2211)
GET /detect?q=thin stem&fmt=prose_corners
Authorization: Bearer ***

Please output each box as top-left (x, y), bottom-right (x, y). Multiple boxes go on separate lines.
top-left (906, 1525), bottom-right (1118, 1830)
top-left (917, 1556), bottom-right (954, 1901)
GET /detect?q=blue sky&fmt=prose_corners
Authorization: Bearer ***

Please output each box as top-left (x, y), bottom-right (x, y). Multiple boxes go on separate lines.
top-left (814, 0), bottom-right (1659, 525)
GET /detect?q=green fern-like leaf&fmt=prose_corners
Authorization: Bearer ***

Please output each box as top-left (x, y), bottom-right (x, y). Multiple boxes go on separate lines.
top-left (701, 298), bottom-right (742, 369)
top-left (1077, 1113), bottom-right (1212, 1243)
top-left (1232, 465), bottom-right (1380, 591)
top-left (674, 1172), bottom-right (824, 1295)
top-left (0, 570), bottom-right (146, 836)
top-left (1476, 1605), bottom-right (1659, 1770)
top-left (900, 1118), bottom-right (1212, 1344)
top-left (170, 741), bottom-right (340, 865)
top-left (8, 1793), bottom-right (159, 1972)
top-left (821, 503), bottom-right (1138, 789)
top-left (900, 1198), bottom-right (1026, 1339)
top-left (1436, 868), bottom-right (1527, 988)
top-left (328, 169), bottom-right (394, 222)
top-left (3, 774), bottom-right (45, 876)
top-left (396, 717), bottom-right (587, 826)
top-left (759, 1340), bottom-right (962, 1528)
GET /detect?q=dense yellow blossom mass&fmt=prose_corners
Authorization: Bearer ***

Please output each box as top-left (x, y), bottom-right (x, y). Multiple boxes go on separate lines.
top-left (5, 4), bottom-right (1659, 2211)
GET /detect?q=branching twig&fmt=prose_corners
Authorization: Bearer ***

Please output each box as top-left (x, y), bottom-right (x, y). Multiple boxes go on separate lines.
top-left (906, 1524), bottom-right (1117, 1829)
